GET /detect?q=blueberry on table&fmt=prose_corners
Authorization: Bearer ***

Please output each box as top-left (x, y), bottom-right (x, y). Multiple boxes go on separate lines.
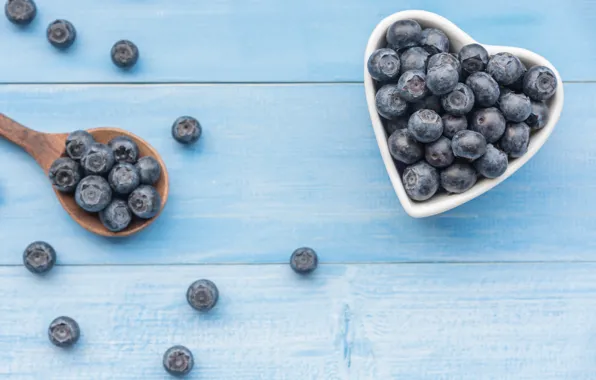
top-left (108, 136), bottom-right (139, 164)
top-left (420, 28), bottom-right (450, 54)
top-left (441, 83), bottom-right (474, 116)
top-left (469, 107), bottom-right (506, 143)
top-left (386, 19), bottom-right (421, 51)
top-left (111, 40), bottom-right (139, 69)
top-left (108, 162), bottom-right (141, 195)
top-left (425, 136), bottom-right (454, 169)
top-left (465, 72), bottom-right (500, 107)
top-left (523, 66), bottom-right (557, 101)
top-left (23, 241), bottom-right (56, 274)
top-left (402, 161), bottom-right (439, 201)
top-left (128, 185), bottom-right (161, 219)
top-left (49, 157), bottom-right (82, 193)
top-left (525, 101), bottom-right (549, 130)
top-left (396, 70), bottom-right (427, 102)
top-left (80, 143), bottom-right (115, 176)
top-left (487, 52), bottom-right (525, 86)
top-left (187, 279), bottom-right (219, 311)
top-left (48, 316), bottom-right (80, 348)
top-left (458, 43), bottom-right (489, 74)
top-left (99, 199), bottom-right (132, 232)
top-left (498, 91), bottom-right (532, 122)
top-left (442, 114), bottom-right (467, 139)
top-left (499, 122), bottom-right (530, 158)
top-left (411, 95), bottom-right (442, 114)
top-left (452, 130), bottom-right (487, 160)
top-left (474, 144), bottom-right (508, 178)
top-left (426, 64), bottom-right (459, 96)
top-left (163, 346), bottom-right (194, 377)
top-left (440, 162), bottom-right (477, 194)
top-left (172, 116), bottom-right (202, 145)
top-left (399, 47), bottom-right (429, 74)
top-left (47, 20), bottom-right (76, 49)
top-left (408, 109), bottom-right (443, 143)
top-left (75, 175), bottom-right (112, 212)
top-left (387, 129), bottom-right (423, 164)
top-left (290, 247), bottom-right (318, 274)
top-left (428, 52), bottom-right (461, 76)
top-left (367, 48), bottom-right (401, 82)
top-left (65, 130), bottom-right (95, 161)
top-left (135, 156), bottom-right (161, 185)
top-left (4, 0), bottom-right (36, 25)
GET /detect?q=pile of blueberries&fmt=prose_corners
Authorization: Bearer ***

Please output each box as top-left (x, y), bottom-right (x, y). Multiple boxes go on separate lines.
top-left (5, 0), bottom-right (139, 69)
top-left (49, 132), bottom-right (162, 232)
top-left (22, 241), bottom-right (319, 377)
top-left (368, 19), bottom-right (558, 201)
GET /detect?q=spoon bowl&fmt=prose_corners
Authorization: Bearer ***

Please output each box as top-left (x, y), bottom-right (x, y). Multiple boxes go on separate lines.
top-left (0, 113), bottom-right (169, 237)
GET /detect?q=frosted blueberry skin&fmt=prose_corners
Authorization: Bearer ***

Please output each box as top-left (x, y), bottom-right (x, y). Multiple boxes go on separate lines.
top-left (428, 52), bottom-right (461, 75)
top-left (452, 130), bottom-right (487, 161)
top-left (108, 162), bottom-right (141, 195)
top-left (108, 136), bottom-right (139, 164)
top-left (75, 175), bottom-right (112, 212)
top-left (523, 66), bottom-right (557, 101)
top-left (411, 95), bottom-right (443, 114)
top-left (441, 83), bottom-right (475, 116)
top-left (23, 241), bottom-right (56, 275)
top-left (487, 52), bottom-right (525, 86)
top-left (425, 136), bottom-right (454, 169)
top-left (65, 130), bottom-right (95, 161)
top-left (499, 122), bottom-right (530, 158)
top-left (469, 107), bottom-right (507, 143)
top-left (458, 43), bottom-right (489, 74)
top-left (498, 91), bottom-right (532, 122)
top-left (163, 346), bottom-right (194, 377)
top-left (290, 247), bottom-right (319, 274)
top-left (375, 84), bottom-right (408, 120)
top-left (367, 48), bottom-right (401, 82)
top-left (399, 47), bottom-right (430, 74)
top-left (440, 162), bottom-right (478, 194)
top-left (466, 72), bottom-right (500, 107)
top-left (525, 101), bottom-right (549, 130)
top-left (420, 28), bottom-right (450, 54)
top-left (474, 144), bottom-right (508, 178)
top-left (80, 143), bottom-right (115, 176)
top-left (172, 116), bottom-right (202, 145)
top-left (5, 0), bottom-right (36, 25)
top-left (408, 109), bottom-right (443, 143)
top-left (386, 19), bottom-right (422, 51)
top-left (47, 19), bottom-right (76, 49)
top-left (387, 129), bottom-right (424, 165)
top-left (442, 114), bottom-right (467, 139)
top-left (402, 161), bottom-right (439, 201)
top-left (48, 316), bottom-right (80, 348)
top-left (128, 185), bottom-right (161, 219)
top-left (99, 199), bottom-right (133, 232)
top-left (111, 40), bottom-right (139, 69)
top-left (49, 157), bottom-right (82, 193)
top-left (426, 64), bottom-right (459, 96)
top-left (396, 70), bottom-right (428, 102)
top-left (135, 156), bottom-right (161, 185)
top-left (186, 279), bottom-right (219, 311)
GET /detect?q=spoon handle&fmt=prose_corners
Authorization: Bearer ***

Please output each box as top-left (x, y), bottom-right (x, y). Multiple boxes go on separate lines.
top-left (0, 113), bottom-right (64, 172)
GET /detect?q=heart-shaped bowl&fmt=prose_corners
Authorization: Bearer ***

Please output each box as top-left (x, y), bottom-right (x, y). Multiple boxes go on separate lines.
top-left (364, 10), bottom-right (564, 218)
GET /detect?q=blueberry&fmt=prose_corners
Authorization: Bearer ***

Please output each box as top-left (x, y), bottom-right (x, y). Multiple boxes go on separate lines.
top-left (509, 66), bottom-right (527, 93)
top-left (187, 279), bottom-right (219, 311)
top-left (487, 52), bottom-right (525, 86)
top-left (402, 161), bottom-right (439, 201)
top-left (128, 185), bottom-right (161, 219)
top-left (4, 0), bottom-right (36, 25)
top-left (111, 40), bottom-right (139, 69)
top-left (441, 83), bottom-right (474, 116)
top-left (396, 70), bottom-right (427, 102)
top-left (428, 52), bottom-right (461, 75)
top-left (48, 157), bottom-right (82, 193)
top-left (80, 143), bottom-right (115, 176)
top-left (108, 136), bottom-right (139, 164)
top-left (442, 114), bottom-right (467, 139)
top-left (387, 129), bottom-right (423, 164)
top-left (411, 95), bottom-right (442, 114)
top-left (408, 109), bottom-right (443, 143)
top-left (48, 316), bottom-right (80, 348)
top-left (108, 163), bottom-right (141, 195)
top-left (426, 64), bottom-right (459, 96)
top-left (399, 47), bottom-right (430, 74)
top-left (367, 48), bottom-right (401, 82)
top-left (498, 91), bottom-right (532, 122)
top-left (75, 175), bottom-right (112, 212)
top-left (420, 28), bottom-right (449, 54)
top-left (440, 162), bottom-right (477, 194)
top-left (375, 84), bottom-right (408, 120)
top-left (172, 116), bottom-right (202, 145)
top-left (525, 101), bottom-right (549, 130)
top-left (99, 199), bottom-right (132, 232)
top-left (458, 43), bottom-right (489, 74)
top-left (65, 130), bottom-right (95, 161)
top-left (46, 20), bottom-right (76, 49)
top-left (163, 346), bottom-right (194, 377)
top-left (499, 122), bottom-right (530, 158)
top-left (425, 136), bottom-right (454, 168)
top-left (469, 107), bottom-right (507, 143)
top-left (386, 19), bottom-right (422, 51)
top-left (23, 241), bottom-right (56, 274)
top-left (452, 130), bottom-right (487, 160)
top-left (523, 66), bottom-right (557, 101)
top-left (465, 72), bottom-right (500, 107)
top-left (474, 144), bottom-right (508, 178)
top-left (290, 247), bottom-right (318, 274)
top-left (135, 156), bottom-right (161, 185)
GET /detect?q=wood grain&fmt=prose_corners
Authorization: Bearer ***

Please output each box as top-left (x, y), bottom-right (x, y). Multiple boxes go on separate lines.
top-left (0, 0), bottom-right (593, 83)
top-left (0, 83), bottom-right (592, 264)
top-left (0, 264), bottom-right (594, 379)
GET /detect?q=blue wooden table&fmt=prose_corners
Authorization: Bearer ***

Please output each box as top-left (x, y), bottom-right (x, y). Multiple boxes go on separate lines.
top-left (1, 1), bottom-right (595, 379)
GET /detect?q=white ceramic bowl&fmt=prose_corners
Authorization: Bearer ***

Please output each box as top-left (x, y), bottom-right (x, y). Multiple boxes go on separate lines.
top-left (364, 10), bottom-right (564, 218)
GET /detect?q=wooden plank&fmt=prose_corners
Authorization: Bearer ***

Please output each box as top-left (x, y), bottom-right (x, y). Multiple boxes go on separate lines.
top-left (0, 83), bottom-right (593, 265)
top-left (0, 264), bottom-right (595, 379)
top-left (0, 0), bottom-right (593, 83)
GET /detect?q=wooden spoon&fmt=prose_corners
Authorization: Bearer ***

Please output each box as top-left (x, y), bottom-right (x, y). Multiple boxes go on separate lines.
top-left (0, 113), bottom-right (169, 237)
